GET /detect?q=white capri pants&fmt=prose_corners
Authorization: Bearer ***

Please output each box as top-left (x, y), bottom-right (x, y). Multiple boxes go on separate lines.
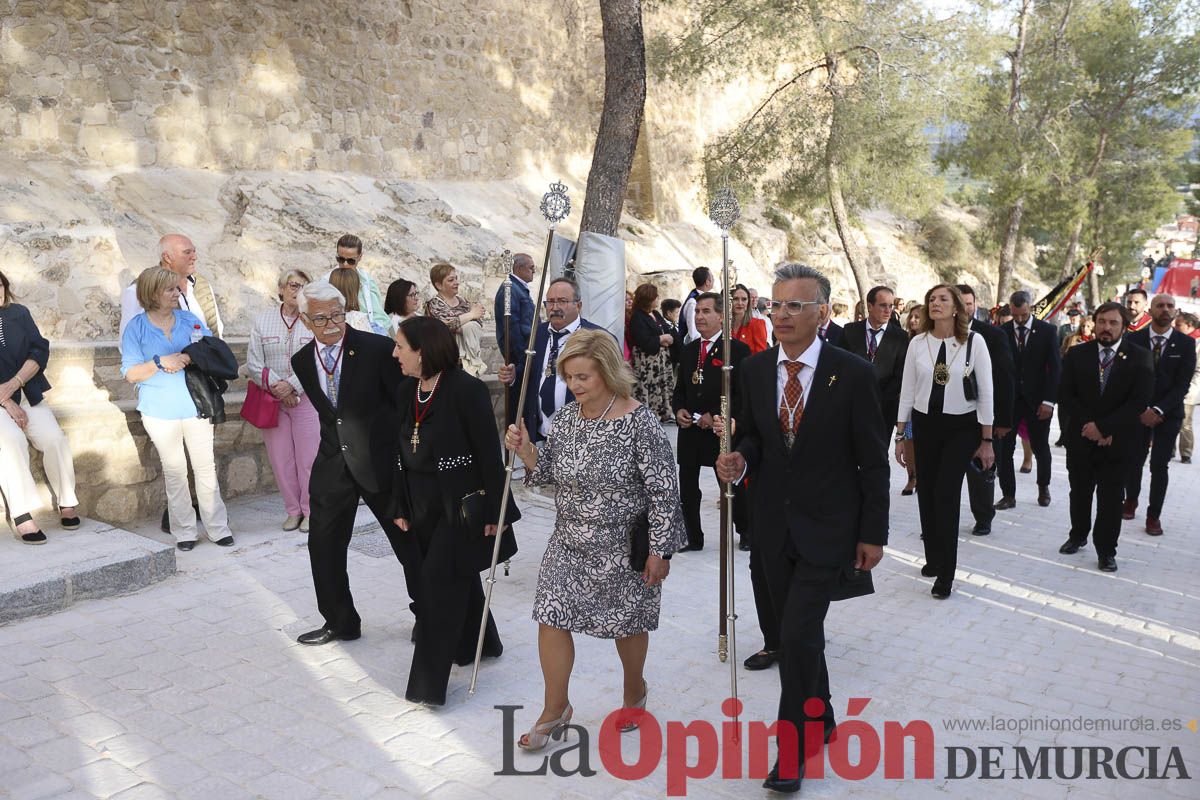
top-left (0, 398), bottom-right (78, 521)
top-left (141, 415), bottom-right (232, 544)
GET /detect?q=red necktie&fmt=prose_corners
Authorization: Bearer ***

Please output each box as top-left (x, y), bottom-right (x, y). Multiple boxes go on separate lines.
top-left (779, 361), bottom-right (804, 438)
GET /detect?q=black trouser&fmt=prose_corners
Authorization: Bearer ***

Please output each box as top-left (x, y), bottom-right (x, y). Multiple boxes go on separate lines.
top-left (1067, 448), bottom-right (1128, 558)
top-left (404, 472), bottom-right (502, 705)
top-left (913, 411), bottom-right (979, 585)
top-left (307, 456), bottom-right (419, 635)
top-left (679, 462), bottom-right (747, 548)
top-left (748, 537), bottom-right (780, 652)
top-left (760, 544), bottom-right (837, 770)
top-left (503, 382), bottom-right (521, 428)
top-left (998, 398), bottom-right (1053, 496)
top-left (1125, 419), bottom-right (1183, 519)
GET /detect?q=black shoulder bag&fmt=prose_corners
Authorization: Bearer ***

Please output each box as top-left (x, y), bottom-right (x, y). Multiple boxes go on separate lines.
top-left (962, 332), bottom-right (979, 402)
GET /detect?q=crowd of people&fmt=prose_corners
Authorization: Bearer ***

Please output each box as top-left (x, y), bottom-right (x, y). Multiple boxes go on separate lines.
top-left (5, 235), bottom-right (1197, 795)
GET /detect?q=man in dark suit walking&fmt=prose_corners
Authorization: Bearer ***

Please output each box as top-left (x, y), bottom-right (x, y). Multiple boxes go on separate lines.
top-left (957, 285), bottom-right (1015, 535)
top-left (997, 290), bottom-right (1061, 509)
top-left (1123, 293), bottom-right (1197, 535)
top-left (672, 291), bottom-right (750, 553)
top-left (817, 317), bottom-right (843, 347)
top-left (717, 263), bottom-right (888, 794)
top-left (1057, 303), bottom-right (1154, 571)
top-left (494, 253), bottom-right (536, 426)
top-left (837, 285), bottom-right (907, 430)
top-left (497, 277), bottom-right (609, 444)
top-left (291, 281), bottom-right (419, 645)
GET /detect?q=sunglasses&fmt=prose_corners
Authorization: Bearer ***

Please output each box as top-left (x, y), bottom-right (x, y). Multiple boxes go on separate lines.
top-left (335, 256), bottom-right (359, 266)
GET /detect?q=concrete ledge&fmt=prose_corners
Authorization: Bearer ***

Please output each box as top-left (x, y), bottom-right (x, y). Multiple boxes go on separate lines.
top-left (0, 520), bottom-right (176, 625)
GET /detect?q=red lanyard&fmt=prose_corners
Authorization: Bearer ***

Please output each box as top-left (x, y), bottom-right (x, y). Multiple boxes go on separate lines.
top-left (319, 345), bottom-right (344, 379)
top-left (280, 304), bottom-right (299, 333)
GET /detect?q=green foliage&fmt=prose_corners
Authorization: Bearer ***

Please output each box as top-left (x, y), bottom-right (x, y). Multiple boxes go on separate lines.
top-left (763, 206), bottom-right (792, 232)
top-left (916, 210), bottom-right (979, 274)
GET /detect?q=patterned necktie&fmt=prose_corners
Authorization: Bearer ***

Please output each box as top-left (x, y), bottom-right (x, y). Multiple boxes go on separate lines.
top-left (1099, 347), bottom-right (1114, 392)
top-left (1017, 325), bottom-right (1028, 351)
top-left (539, 329), bottom-right (567, 418)
top-left (322, 344), bottom-right (339, 405)
top-left (779, 361), bottom-right (804, 446)
top-left (1152, 336), bottom-right (1165, 366)
top-left (868, 328), bottom-right (881, 362)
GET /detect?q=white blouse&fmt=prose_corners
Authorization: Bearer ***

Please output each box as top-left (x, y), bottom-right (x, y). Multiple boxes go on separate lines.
top-left (245, 305), bottom-right (314, 394)
top-left (897, 332), bottom-right (994, 426)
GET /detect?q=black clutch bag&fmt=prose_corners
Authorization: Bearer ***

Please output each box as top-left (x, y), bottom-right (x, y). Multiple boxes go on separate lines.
top-left (459, 489), bottom-right (521, 534)
top-left (962, 332), bottom-right (979, 402)
top-left (829, 563), bottom-right (875, 601)
top-left (629, 511), bottom-right (650, 572)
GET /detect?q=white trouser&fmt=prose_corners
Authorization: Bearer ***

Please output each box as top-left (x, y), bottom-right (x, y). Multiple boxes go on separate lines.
top-left (141, 415), bottom-right (232, 543)
top-left (0, 398), bottom-right (79, 520)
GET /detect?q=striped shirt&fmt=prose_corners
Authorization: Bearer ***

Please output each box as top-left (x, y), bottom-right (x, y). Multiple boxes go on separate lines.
top-left (245, 305), bottom-right (314, 395)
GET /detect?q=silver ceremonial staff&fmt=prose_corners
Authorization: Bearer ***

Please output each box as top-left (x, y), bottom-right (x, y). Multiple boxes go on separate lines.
top-left (502, 269), bottom-right (512, 430)
top-left (470, 180), bottom-right (572, 694)
top-left (709, 187), bottom-right (740, 713)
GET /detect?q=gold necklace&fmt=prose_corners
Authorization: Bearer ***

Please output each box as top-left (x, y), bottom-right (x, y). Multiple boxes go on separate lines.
top-left (926, 335), bottom-right (963, 386)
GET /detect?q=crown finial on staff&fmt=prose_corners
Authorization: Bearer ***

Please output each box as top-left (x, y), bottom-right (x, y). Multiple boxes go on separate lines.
top-left (540, 180), bottom-right (571, 225)
top-left (708, 186), bottom-right (740, 232)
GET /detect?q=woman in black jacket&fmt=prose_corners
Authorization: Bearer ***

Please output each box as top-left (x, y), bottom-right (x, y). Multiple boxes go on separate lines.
top-left (391, 316), bottom-right (519, 705)
top-left (0, 271), bottom-right (80, 544)
top-left (628, 283), bottom-right (675, 422)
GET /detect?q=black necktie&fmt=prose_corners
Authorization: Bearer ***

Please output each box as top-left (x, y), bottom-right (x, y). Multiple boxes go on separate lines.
top-left (1152, 336), bottom-right (1165, 366)
top-left (867, 328), bottom-right (881, 362)
top-left (1017, 325), bottom-right (1028, 351)
top-left (1099, 347), bottom-right (1115, 392)
top-left (539, 329), bottom-right (566, 418)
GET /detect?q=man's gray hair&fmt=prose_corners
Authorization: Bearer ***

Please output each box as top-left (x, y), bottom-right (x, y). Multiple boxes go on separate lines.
top-left (548, 276), bottom-right (581, 300)
top-left (298, 280), bottom-right (345, 314)
top-left (773, 263), bottom-right (831, 303)
top-left (1010, 290), bottom-right (1032, 308)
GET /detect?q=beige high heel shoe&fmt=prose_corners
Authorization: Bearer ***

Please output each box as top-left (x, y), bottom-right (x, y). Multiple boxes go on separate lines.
top-left (518, 705), bottom-right (573, 752)
top-left (620, 680), bottom-right (648, 733)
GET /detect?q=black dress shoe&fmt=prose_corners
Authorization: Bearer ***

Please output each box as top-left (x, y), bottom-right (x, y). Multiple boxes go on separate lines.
top-left (1058, 538), bottom-right (1085, 555)
top-left (971, 523), bottom-right (991, 536)
top-left (214, 536), bottom-right (235, 547)
top-left (297, 626), bottom-right (361, 645)
top-left (1037, 486), bottom-right (1051, 507)
top-left (1098, 555), bottom-right (1118, 572)
top-left (920, 564), bottom-right (937, 577)
top-left (738, 538), bottom-right (751, 552)
top-left (743, 650), bottom-right (779, 670)
top-left (176, 540), bottom-right (196, 551)
top-left (994, 496), bottom-right (1016, 510)
top-left (763, 760), bottom-right (801, 793)
top-left (931, 581), bottom-right (952, 599)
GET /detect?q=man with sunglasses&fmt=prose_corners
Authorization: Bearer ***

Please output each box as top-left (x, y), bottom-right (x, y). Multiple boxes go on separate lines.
top-left (325, 234), bottom-right (392, 335)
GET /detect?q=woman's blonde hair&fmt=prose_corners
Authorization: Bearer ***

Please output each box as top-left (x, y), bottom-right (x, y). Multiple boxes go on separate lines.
top-left (277, 268), bottom-right (311, 301)
top-left (136, 266), bottom-right (182, 311)
top-left (429, 261), bottom-right (455, 289)
top-left (557, 329), bottom-right (634, 399)
top-left (329, 269), bottom-right (362, 311)
top-left (920, 283), bottom-right (971, 343)
top-left (905, 303), bottom-right (926, 339)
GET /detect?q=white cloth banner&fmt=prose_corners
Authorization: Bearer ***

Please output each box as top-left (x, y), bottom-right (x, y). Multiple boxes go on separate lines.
top-left (575, 230), bottom-right (626, 344)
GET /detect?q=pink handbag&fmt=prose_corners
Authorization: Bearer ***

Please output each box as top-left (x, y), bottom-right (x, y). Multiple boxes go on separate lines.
top-left (240, 368), bottom-right (280, 429)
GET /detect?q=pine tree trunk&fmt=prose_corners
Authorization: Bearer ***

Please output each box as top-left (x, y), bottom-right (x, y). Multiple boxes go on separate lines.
top-left (997, 196), bottom-right (1025, 302)
top-left (824, 51), bottom-right (871, 304)
top-left (578, 0), bottom-right (647, 238)
top-left (997, 0), bottom-right (1033, 303)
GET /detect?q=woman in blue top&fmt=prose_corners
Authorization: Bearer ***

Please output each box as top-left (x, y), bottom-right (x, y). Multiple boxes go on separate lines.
top-left (121, 267), bottom-right (234, 551)
top-left (0, 270), bottom-right (81, 544)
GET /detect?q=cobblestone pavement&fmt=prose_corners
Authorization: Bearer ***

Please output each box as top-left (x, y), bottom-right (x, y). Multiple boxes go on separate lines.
top-left (1, 430), bottom-right (1197, 799)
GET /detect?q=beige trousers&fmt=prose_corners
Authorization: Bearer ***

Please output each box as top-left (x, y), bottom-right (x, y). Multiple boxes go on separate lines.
top-left (1181, 404), bottom-right (1195, 460)
top-left (0, 398), bottom-right (78, 520)
top-left (457, 318), bottom-right (488, 377)
top-left (142, 415), bottom-right (232, 544)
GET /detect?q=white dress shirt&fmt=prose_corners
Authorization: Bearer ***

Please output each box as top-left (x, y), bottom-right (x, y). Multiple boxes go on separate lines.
top-left (864, 324), bottom-right (887, 355)
top-left (897, 332), bottom-right (994, 425)
top-left (776, 335), bottom-right (821, 408)
top-left (1097, 338), bottom-right (1122, 365)
top-left (538, 318), bottom-right (582, 436)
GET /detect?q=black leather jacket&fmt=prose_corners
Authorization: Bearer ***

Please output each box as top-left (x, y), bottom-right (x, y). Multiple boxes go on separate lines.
top-left (182, 337), bottom-right (239, 424)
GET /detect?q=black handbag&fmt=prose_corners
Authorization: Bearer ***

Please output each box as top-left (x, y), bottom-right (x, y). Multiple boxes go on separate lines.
top-left (629, 511), bottom-right (650, 572)
top-left (962, 332), bottom-right (979, 402)
top-left (459, 488), bottom-right (521, 533)
top-left (830, 563), bottom-right (875, 601)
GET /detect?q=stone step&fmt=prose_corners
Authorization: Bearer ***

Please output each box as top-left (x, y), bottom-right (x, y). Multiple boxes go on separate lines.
top-left (0, 519), bottom-right (175, 625)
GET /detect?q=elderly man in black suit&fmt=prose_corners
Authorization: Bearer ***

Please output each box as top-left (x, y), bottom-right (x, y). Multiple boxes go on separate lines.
top-left (291, 280), bottom-right (419, 645)
top-left (717, 263), bottom-right (889, 794)
top-left (837, 285), bottom-right (907, 431)
top-left (996, 290), bottom-right (1061, 509)
top-left (673, 292), bottom-right (751, 552)
top-left (1057, 303), bottom-right (1154, 571)
top-left (1123, 293), bottom-right (1197, 535)
top-left (498, 277), bottom-right (610, 444)
top-left (957, 285), bottom-right (1015, 536)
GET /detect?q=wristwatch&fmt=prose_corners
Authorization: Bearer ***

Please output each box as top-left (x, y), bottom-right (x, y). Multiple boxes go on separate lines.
top-left (153, 355), bottom-right (164, 371)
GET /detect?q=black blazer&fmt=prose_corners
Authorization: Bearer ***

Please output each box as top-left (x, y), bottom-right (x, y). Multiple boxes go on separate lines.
top-left (1058, 339), bottom-right (1154, 461)
top-left (392, 368), bottom-right (519, 576)
top-left (1126, 328), bottom-right (1197, 421)
top-left (733, 343), bottom-right (890, 566)
top-left (629, 310), bottom-right (666, 355)
top-left (671, 335), bottom-right (750, 466)
top-left (837, 320), bottom-right (907, 426)
top-left (521, 318), bottom-right (611, 443)
top-left (820, 320), bottom-right (844, 347)
top-left (0, 304), bottom-right (51, 406)
top-left (970, 318), bottom-right (1016, 430)
top-left (1003, 318), bottom-right (1061, 407)
top-left (292, 326), bottom-right (402, 496)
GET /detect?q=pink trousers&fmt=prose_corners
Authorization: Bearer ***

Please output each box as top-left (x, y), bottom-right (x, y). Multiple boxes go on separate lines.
top-left (260, 394), bottom-right (320, 517)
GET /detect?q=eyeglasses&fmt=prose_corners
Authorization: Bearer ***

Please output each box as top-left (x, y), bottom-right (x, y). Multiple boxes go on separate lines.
top-left (543, 299), bottom-right (579, 307)
top-left (335, 256), bottom-right (359, 266)
top-left (304, 311), bottom-right (346, 326)
top-left (766, 299), bottom-right (824, 317)
top-left (285, 282), bottom-right (306, 291)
